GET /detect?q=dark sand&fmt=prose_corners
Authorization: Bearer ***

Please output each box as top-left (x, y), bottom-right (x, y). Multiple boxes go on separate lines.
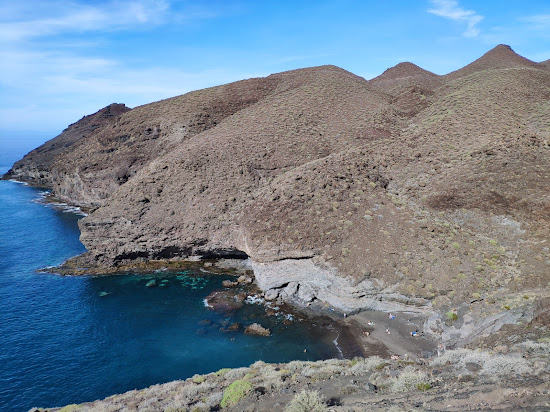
top-left (284, 299), bottom-right (438, 361)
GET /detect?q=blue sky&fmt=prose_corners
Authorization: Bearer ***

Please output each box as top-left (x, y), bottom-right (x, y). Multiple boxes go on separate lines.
top-left (1, 0), bottom-right (549, 141)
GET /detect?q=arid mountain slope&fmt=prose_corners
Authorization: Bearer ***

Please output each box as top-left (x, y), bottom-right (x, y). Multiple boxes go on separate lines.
top-left (444, 44), bottom-right (540, 80)
top-left (5, 76), bottom-right (287, 207)
top-left (4, 103), bottom-right (130, 188)
top-left (4, 46), bottom-right (550, 321)
top-left (370, 62), bottom-right (443, 95)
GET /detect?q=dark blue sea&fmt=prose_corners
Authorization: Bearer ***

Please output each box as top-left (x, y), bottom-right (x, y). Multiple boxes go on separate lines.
top-left (0, 142), bottom-right (339, 411)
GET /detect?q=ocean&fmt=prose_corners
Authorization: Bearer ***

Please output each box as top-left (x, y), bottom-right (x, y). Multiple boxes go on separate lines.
top-left (0, 144), bottom-right (340, 411)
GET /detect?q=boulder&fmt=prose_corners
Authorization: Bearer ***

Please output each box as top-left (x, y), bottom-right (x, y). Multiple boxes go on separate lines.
top-left (204, 290), bottom-right (245, 313)
top-left (264, 289), bottom-right (279, 301)
top-left (244, 323), bottom-right (271, 336)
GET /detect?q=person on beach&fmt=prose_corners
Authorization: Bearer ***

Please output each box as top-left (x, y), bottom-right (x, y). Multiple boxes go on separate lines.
top-left (388, 313), bottom-right (395, 320)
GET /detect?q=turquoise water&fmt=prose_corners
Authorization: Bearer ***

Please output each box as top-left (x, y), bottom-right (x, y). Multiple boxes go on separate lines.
top-left (0, 178), bottom-right (339, 411)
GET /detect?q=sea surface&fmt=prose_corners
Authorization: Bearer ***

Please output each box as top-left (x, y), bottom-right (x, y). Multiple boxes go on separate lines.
top-left (0, 147), bottom-right (339, 411)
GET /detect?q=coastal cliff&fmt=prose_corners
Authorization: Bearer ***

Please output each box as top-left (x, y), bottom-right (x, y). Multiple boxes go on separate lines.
top-left (4, 45), bottom-right (550, 326)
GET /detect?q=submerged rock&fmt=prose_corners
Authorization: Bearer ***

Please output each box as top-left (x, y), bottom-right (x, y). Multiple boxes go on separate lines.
top-left (145, 279), bottom-right (157, 287)
top-left (228, 323), bottom-right (241, 331)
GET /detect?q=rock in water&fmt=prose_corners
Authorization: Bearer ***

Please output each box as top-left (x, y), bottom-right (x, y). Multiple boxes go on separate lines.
top-left (222, 280), bottom-right (238, 288)
top-left (204, 290), bottom-right (245, 313)
top-left (145, 279), bottom-right (157, 288)
top-left (244, 323), bottom-right (271, 336)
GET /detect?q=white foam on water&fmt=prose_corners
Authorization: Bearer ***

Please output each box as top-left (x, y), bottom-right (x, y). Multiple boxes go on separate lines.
top-left (245, 295), bottom-right (265, 305)
top-left (32, 196), bottom-right (88, 216)
top-left (8, 179), bottom-right (28, 186)
top-left (333, 332), bottom-right (344, 358)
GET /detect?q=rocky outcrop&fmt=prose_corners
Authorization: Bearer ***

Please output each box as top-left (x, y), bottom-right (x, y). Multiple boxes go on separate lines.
top-left (244, 323), bottom-right (271, 336)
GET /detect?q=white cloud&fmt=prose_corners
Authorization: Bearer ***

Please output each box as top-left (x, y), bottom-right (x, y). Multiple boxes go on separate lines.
top-left (428, 0), bottom-right (484, 37)
top-left (0, 45), bottom-right (263, 132)
top-left (0, 0), bottom-right (171, 41)
top-left (0, 0), bottom-right (248, 133)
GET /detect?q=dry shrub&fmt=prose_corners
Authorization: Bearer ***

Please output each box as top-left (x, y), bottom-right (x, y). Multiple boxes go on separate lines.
top-left (348, 356), bottom-right (385, 376)
top-left (285, 389), bottom-right (327, 412)
top-left (431, 348), bottom-right (531, 376)
top-left (224, 367), bottom-right (250, 380)
top-left (286, 360), bottom-right (313, 372)
top-left (390, 367), bottom-right (429, 392)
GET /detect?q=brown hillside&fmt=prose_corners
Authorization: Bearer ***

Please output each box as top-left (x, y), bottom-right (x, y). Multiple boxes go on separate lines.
top-left (369, 62), bottom-right (443, 118)
top-left (79, 66), bottom-right (401, 266)
top-left (445, 44), bottom-right (540, 81)
top-left (2, 103), bottom-right (130, 187)
top-left (370, 62), bottom-right (442, 91)
top-left (6, 46), bottom-right (550, 325)
top-left (22, 75), bottom-right (287, 207)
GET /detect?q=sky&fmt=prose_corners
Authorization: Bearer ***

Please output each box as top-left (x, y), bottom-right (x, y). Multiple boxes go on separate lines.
top-left (1, 0), bottom-right (549, 144)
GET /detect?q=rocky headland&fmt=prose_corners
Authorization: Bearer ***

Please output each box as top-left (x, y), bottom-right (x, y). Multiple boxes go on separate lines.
top-left (4, 44), bottom-right (550, 410)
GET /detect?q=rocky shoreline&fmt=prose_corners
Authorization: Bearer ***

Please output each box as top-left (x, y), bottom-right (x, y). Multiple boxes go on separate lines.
top-left (32, 257), bottom-right (548, 411)
top-left (47, 255), bottom-right (413, 360)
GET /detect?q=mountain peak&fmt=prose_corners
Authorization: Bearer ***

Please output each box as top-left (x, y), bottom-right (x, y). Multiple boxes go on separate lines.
top-left (445, 44), bottom-right (539, 80)
top-left (371, 62), bottom-right (438, 83)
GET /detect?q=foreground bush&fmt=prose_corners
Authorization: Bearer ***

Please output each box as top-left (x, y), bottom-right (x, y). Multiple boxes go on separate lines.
top-left (285, 389), bottom-right (326, 412)
top-left (220, 379), bottom-right (253, 408)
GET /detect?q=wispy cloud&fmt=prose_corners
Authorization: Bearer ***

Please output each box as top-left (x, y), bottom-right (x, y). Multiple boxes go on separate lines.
top-left (0, 0), bottom-right (171, 42)
top-left (520, 14), bottom-right (550, 31)
top-left (428, 0), bottom-right (484, 37)
top-left (0, 0), bottom-right (248, 132)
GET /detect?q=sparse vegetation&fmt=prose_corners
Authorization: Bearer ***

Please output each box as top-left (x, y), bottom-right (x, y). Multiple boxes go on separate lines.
top-left (390, 368), bottom-right (429, 392)
top-left (446, 311), bottom-right (458, 322)
top-left (220, 379), bottom-right (253, 408)
top-left (285, 390), bottom-right (326, 412)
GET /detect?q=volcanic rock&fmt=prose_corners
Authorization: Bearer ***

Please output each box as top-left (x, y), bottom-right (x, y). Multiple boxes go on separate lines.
top-left (244, 323), bottom-right (271, 336)
top-left (205, 290), bottom-right (245, 313)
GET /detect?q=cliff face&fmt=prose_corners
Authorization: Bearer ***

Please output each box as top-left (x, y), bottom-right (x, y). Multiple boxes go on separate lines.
top-left (5, 46), bottom-right (550, 313)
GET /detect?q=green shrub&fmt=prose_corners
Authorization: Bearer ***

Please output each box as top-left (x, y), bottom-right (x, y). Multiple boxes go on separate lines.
top-left (446, 311), bottom-right (458, 321)
top-left (417, 382), bottom-right (432, 391)
top-left (220, 379), bottom-right (253, 408)
top-left (214, 368), bottom-right (231, 377)
top-left (285, 389), bottom-right (326, 412)
top-left (192, 375), bottom-right (206, 384)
